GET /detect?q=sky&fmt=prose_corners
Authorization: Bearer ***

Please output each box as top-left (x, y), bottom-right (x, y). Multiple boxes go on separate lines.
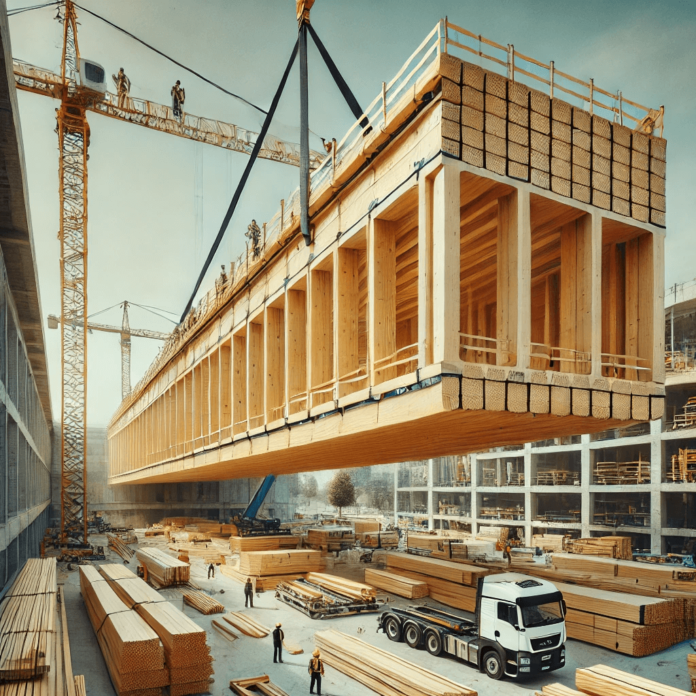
top-left (7, 0), bottom-right (696, 427)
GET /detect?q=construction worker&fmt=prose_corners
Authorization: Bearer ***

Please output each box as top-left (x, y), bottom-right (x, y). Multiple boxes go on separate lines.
top-left (272, 622), bottom-right (284, 663)
top-left (308, 648), bottom-right (324, 694)
top-left (207, 562), bottom-right (215, 579)
top-left (112, 67), bottom-right (131, 109)
top-left (244, 577), bottom-right (254, 607)
top-left (246, 219), bottom-right (261, 259)
top-left (171, 80), bottom-right (185, 119)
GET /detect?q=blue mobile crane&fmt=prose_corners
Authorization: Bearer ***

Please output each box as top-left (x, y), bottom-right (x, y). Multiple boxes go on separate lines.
top-left (230, 475), bottom-right (292, 537)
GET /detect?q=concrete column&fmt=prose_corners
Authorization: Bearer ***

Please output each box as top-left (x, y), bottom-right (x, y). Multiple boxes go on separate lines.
top-left (580, 434), bottom-right (591, 537)
top-left (650, 418), bottom-right (663, 554)
top-left (427, 458), bottom-right (434, 531)
top-left (524, 443), bottom-right (532, 545)
top-left (470, 454), bottom-right (479, 537)
top-left (393, 464), bottom-right (399, 528)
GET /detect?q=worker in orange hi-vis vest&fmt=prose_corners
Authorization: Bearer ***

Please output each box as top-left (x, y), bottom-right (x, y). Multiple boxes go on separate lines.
top-left (308, 649), bottom-right (325, 695)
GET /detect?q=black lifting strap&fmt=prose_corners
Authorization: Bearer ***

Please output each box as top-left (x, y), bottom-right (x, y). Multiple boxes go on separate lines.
top-left (306, 23), bottom-right (367, 128)
top-left (180, 38), bottom-right (299, 323)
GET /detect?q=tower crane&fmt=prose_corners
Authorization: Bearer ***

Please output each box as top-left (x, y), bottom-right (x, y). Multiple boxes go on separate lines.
top-left (13, 0), bottom-right (322, 544)
top-left (47, 301), bottom-right (170, 401)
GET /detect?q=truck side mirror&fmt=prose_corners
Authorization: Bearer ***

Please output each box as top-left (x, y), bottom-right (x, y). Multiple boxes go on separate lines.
top-left (562, 599), bottom-right (567, 616)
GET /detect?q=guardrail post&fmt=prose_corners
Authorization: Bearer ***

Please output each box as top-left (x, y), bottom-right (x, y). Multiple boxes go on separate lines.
top-left (549, 61), bottom-right (555, 99)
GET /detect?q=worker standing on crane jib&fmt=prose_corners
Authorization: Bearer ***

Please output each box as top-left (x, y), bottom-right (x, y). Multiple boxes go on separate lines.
top-left (112, 67), bottom-right (130, 109)
top-left (171, 80), bottom-right (185, 119)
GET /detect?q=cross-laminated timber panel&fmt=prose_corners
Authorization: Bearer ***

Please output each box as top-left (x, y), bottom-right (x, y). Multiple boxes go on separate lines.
top-left (107, 51), bottom-right (665, 486)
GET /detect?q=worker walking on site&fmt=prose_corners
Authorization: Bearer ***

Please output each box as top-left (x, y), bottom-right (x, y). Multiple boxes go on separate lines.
top-left (207, 562), bottom-right (215, 579)
top-left (272, 622), bottom-right (284, 663)
top-left (171, 80), bottom-right (185, 119)
top-left (244, 577), bottom-right (254, 607)
top-left (112, 67), bottom-right (130, 109)
top-left (308, 648), bottom-right (324, 695)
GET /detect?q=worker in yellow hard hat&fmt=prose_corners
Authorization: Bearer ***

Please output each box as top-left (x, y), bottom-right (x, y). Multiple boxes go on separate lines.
top-left (309, 648), bottom-right (324, 694)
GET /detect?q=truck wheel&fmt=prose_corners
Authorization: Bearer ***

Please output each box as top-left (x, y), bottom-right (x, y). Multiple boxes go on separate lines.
top-left (425, 630), bottom-right (442, 656)
top-left (404, 623), bottom-right (422, 648)
top-left (482, 650), bottom-right (504, 680)
top-left (384, 616), bottom-right (402, 642)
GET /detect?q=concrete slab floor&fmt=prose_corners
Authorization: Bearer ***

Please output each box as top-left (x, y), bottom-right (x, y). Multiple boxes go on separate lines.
top-left (62, 541), bottom-right (696, 696)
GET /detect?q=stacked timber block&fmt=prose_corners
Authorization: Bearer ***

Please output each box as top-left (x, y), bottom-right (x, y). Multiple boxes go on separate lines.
top-left (315, 629), bottom-right (477, 696)
top-left (239, 549), bottom-right (323, 576)
top-left (136, 548), bottom-right (190, 586)
top-left (538, 664), bottom-right (693, 696)
top-left (97, 563), bottom-right (215, 695)
top-left (566, 536), bottom-right (632, 559)
top-left (136, 601), bottom-right (213, 696)
top-left (533, 533), bottom-right (568, 553)
top-left (355, 531), bottom-right (398, 549)
top-left (79, 566), bottom-right (169, 696)
top-left (439, 52), bottom-right (667, 227)
top-left (305, 573), bottom-right (376, 602)
top-left (229, 535), bottom-right (299, 554)
top-left (557, 581), bottom-right (684, 656)
top-left (353, 520), bottom-right (381, 534)
top-left (306, 527), bottom-right (355, 551)
top-left (688, 653), bottom-right (696, 692)
top-left (384, 553), bottom-right (490, 611)
top-left (364, 569), bottom-right (429, 599)
top-left (0, 558), bottom-right (57, 683)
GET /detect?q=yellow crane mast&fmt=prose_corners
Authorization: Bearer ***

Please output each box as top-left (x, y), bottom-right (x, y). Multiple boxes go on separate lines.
top-left (14, 0), bottom-right (320, 544)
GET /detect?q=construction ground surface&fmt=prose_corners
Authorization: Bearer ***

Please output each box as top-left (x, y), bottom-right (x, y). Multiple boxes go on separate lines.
top-left (64, 533), bottom-right (695, 696)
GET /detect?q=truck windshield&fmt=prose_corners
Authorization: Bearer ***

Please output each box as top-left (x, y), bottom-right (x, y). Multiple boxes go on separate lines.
top-left (520, 600), bottom-right (563, 628)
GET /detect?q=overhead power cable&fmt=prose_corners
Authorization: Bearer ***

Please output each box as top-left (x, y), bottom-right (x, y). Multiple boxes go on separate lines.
top-left (180, 35), bottom-right (300, 322)
top-left (7, 1), bottom-right (58, 16)
top-left (71, 1), bottom-right (267, 115)
top-left (130, 303), bottom-right (178, 325)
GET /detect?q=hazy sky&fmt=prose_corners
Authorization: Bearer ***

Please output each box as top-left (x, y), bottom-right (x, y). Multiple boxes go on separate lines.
top-left (8, 0), bottom-right (696, 427)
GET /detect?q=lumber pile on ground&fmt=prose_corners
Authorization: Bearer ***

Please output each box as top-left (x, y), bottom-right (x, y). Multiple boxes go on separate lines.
top-left (0, 558), bottom-right (57, 682)
top-left (135, 601), bottom-right (213, 696)
top-left (557, 581), bottom-right (685, 656)
top-left (212, 619), bottom-right (237, 641)
top-left (222, 613), bottom-right (269, 638)
top-left (74, 674), bottom-right (87, 696)
top-left (354, 520), bottom-right (381, 533)
top-left (576, 664), bottom-right (692, 695)
top-left (315, 629), bottom-right (477, 696)
top-left (305, 573), bottom-right (376, 601)
top-left (219, 562), bottom-right (304, 591)
top-left (306, 527), bottom-right (355, 551)
top-left (406, 533), bottom-right (449, 552)
top-left (239, 549), bottom-right (322, 576)
top-left (99, 563), bottom-right (167, 608)
top-left (182, 590), bottom-right (224, 615)
top-left (364, 569), bottom-right (429, 599)
top-left (230, 675), bottom-right (290, 696)
top-left (568, 536), bottom-right (632, 559)
top-left (107, 533), bottom-right (135, 562)
top-left (356, 531), bottom-right (399, 548)
top-left (533, 534), bottom-right (567, 553)
top-left (229, 535), bottom-right (299, 554)
top-left (136, 548), bottom-right (190, 586)
top-left (167, 544), bottom-right (226, 564)
top-left (79, 565), bottom-right (169, 695)
top-left (183, 521), bottom-right (236, 538)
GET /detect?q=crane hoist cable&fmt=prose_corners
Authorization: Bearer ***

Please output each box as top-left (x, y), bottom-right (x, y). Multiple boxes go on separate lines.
top-left (180, 8), bottom-right (368, 322)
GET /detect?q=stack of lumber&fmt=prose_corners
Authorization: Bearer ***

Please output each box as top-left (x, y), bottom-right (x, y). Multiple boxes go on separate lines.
top-left (167, 543), bottom-right (226, 564)
top-left (182, 591), bottom-right (224, 615)
top-left (576, 664), bottom-right (691, 696)
top-left (74, 674), bottom-right (87, 696)
top-left (99, 563), bottom-right (167, 608)
top-left (315, 629), bottom-right (477, 696)
top-left (533, 534), bottom-right (567, 553)
top-left (184, 522), bottom-right (236, 538)
top-left (354, 520), bottom-right (381, 533)
top-left (306, 527), bottom-right (355, 551)
top-left (385, 553), bottom-right (489, 612)
top-left (212, 619), bottom-right (238, 641)
top-left (230, 675), bottom-right (290, 696)
top-left (144, 529), bottom-right (166, 537)
top-left (305, 573), bottom-right (376, 602)
top-left (135, 601), bottom-right (213, 696)
top-left (239, 549), bottom-right (322, 576)
top-left (567, 536), bottom-right (632, 559)
top-left (136, 548), bottom-right (190, 586)
top-left (79, 566), bottom-right (169, 695)
top-left (0, 558), bottom-right (57, 682)
top-left (688, 653), bottom-right (696, 692)
top-left (407, 533), bottom-right (448, 552)
top-left (222, 613), bottom-right (269, 638)
top-left (107, 533), bottom-right (135, 562)
top-left (556, 581), bottom-right (684, 656)
top-left (219, 562), bottom-right (304, 591)
top-left (364, 569), bottom-right (429, 599)
top-left (229, 535), bottom-right (299, 554)
top-left (356, 531), bottom-right (398, 548)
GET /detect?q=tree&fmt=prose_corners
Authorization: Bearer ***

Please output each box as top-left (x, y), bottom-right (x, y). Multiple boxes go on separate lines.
top-left (301, 474), bottom-right (318, 500)
top-left (327, 470), bottom-right (355, 517)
